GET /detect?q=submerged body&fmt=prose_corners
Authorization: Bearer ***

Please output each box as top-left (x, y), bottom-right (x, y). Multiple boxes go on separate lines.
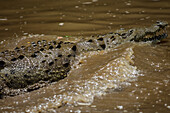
top-left (0, 21), bottom-right (168, 97)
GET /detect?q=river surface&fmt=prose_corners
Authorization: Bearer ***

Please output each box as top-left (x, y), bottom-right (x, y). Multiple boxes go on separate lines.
top-left (0, 0), bottom-right (170, 113)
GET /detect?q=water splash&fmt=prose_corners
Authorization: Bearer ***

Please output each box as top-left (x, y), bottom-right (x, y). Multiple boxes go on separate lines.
top-left (27, 45), bottom-right (139, 112)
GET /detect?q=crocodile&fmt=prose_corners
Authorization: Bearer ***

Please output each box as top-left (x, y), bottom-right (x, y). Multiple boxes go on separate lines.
top-left (0, 21), bottom-right (168, 98)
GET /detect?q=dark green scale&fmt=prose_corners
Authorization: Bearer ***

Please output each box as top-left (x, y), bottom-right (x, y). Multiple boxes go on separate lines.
top-left (0, 40), bottom-right (76, 90)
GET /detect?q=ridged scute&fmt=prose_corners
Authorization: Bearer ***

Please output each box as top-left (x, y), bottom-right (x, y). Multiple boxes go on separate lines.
top-left (0, 21), bottom-right (168, 97)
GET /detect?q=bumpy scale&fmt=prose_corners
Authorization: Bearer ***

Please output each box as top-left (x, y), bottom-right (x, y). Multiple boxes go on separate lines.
top-left (0, 21), bottom-right (168, 97)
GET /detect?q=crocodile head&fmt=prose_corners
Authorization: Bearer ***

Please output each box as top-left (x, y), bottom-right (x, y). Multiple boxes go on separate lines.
top-left (112, 21), bottom-right (168, 44)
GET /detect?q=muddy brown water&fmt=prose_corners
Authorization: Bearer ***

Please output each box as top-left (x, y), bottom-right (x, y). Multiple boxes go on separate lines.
top-left (0, 0), bottom-right (170, 112)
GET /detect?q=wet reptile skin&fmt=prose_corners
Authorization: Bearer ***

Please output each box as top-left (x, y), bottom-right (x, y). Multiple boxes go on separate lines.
top-left (0, 21), bottom-right (168, 97)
